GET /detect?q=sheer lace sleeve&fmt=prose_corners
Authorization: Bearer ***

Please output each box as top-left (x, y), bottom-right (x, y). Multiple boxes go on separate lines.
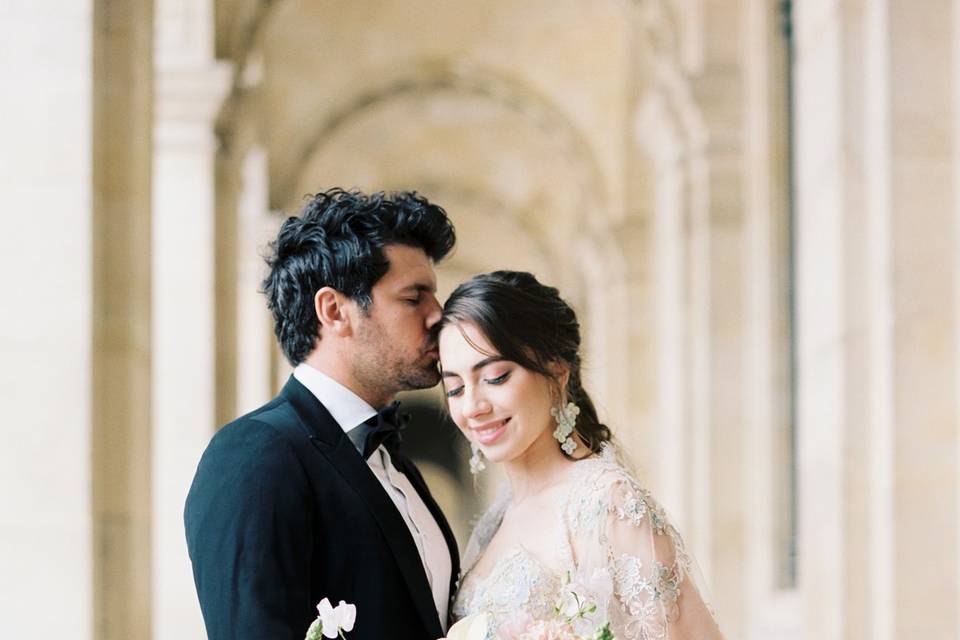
top-left (460, 483), bottom-right (511, 576)
top-left (568, 462), bottom-right (723, 640)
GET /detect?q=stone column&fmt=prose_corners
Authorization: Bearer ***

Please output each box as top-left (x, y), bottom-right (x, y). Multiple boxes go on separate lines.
top-left (91, 0), bottom-right (155, 638)
top-left (838, 3), bottom-right (893, 639)
top-left (635, 88), bottom-right (691, 524)
top-left (0, 2), bottom-right (96, 637)
top-left (795, 1), bottom-right (959, 639)
top-left (214, 80), bottom-right (272, 420)
top-left (794, 0), bottom-right (853, 636)
top-left (235, 146), bottom-right (277, 415)
top-left (215, 126), bottom-right (243, 425)
top-left (742, 1), bottom-right (800, 638)
top-left (886, 2), bottom-right (957, 637)
top-left (690, 2), bottom-right (752, 634)
top-left (152, 0), bottom-right (230, 637)
top-left (573, 230), bottom-right (631, 438)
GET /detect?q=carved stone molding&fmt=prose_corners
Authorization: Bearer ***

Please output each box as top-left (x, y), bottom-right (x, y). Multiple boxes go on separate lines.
top-left (277, 62), bottom-right (607, 220)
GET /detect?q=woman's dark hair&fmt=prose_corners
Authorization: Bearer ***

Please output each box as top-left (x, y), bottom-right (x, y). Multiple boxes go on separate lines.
top-left (262, 188), bottom-right (456, 365)
top-left (439, 270), bottom-right (612, 457)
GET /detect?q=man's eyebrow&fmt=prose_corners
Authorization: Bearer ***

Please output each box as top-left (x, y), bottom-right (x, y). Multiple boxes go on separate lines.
top-left (441, 356), bottom-right (506, 378)
top-left (399, 282), bottom-right (436, 293)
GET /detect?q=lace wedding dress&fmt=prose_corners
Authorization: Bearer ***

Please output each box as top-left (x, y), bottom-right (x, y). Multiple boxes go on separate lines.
top-left (451, 447), bottom-right (722, 640)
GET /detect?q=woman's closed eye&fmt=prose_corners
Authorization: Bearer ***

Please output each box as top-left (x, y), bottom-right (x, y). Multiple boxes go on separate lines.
top-left (443, 371), bottom-right (511, 398)
top-left (444, 385), bottom-right (464, 398)
top-left (484, 371), bottom-right (510, 385)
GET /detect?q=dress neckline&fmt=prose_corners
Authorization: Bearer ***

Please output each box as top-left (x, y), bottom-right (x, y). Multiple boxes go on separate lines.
top-left (459, 453), bottom-right (612, 582)
top-left (460, 544), bottom-right (558, 593)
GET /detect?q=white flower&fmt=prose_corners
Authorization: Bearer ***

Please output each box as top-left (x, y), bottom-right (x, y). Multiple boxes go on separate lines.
top-left (555, 587), bottom-right (584, 620)
top-left (554, 568), bottom-right (613, 636)
top-left (316, 598), bottom-right (357, 638)
top-left (442, 612), bottom-right (489, 640)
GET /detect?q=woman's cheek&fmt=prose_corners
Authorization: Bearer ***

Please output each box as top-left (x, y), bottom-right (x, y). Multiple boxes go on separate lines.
top-left (453, 411), bottom-right (471, 438)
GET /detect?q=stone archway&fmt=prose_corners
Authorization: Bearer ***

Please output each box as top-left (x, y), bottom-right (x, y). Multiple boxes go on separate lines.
top-left (278, 61), bottom-right (627, 512)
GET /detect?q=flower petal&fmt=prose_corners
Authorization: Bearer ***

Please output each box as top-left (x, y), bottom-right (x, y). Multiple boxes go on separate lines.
top-left (445, 612), bottom-right (489, 640)
top-left (316, 598), bottom-right (338, 638)
top-left (316, 597), bottom-right (334, 617)
top-left (335, 601), bottom-right (357, 632)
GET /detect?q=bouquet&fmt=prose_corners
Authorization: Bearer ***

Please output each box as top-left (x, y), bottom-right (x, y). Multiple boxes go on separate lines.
top-left (447, 569), bottom-right (616, 640)
top-left (449, 611), bottom-right (614, 640)
top-left (307, 566), bottom-right (618, 640)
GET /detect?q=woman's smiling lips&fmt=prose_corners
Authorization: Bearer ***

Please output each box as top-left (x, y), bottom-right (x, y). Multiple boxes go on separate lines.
top-left (471, 418), bottom-right (510, 445)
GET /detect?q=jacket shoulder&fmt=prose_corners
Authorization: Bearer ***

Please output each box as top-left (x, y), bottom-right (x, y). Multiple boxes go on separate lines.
top-left (210, 394), bottom-right (305, 445)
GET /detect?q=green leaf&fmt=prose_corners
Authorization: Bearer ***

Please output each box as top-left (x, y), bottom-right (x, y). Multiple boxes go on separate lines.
top-left (305, 617), bottom-right (324, 640)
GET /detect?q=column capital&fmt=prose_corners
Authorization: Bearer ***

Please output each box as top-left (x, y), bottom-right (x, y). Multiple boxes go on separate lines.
top-left (156, 63), bottom-right (233, 127)
top-left (155, 63), bottom-right (233, 148)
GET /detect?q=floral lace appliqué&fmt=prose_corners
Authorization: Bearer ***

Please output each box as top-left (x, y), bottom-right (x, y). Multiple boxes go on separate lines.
top-left (613, 493), bottom-right (649, 527)
top-left (452, 547), bottom-right (562, 640)
top-left (453, 448), bottom-right (704, 640)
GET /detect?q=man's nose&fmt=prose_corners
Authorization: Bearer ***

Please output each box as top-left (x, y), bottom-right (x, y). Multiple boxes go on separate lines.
top-left (424, 294), bottom-right (443, 329)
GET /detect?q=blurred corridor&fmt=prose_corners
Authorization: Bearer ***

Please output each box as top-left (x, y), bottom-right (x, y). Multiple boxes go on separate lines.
top-left (1, 1), bottom-right (958, 638)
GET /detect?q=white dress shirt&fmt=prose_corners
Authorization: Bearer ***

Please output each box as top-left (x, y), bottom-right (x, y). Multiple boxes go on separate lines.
top-left (294, 363), bottom-right (451, 630)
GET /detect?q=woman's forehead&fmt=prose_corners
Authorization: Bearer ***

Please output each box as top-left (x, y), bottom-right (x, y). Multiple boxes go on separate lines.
top-left (439, 322), bottom-right (499, 360)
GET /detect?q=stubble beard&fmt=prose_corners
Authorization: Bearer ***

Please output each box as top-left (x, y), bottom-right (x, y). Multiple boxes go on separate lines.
top-left (395, 356), bottom-right (441, 390)
top-left (353, 349), bottom-right (440, 399)
top-left (353, 321), bottom-right (441, 400)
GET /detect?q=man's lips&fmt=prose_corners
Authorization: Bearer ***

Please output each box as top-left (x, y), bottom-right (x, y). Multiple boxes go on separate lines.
top-left (470, 418), bottom-right (510, 445)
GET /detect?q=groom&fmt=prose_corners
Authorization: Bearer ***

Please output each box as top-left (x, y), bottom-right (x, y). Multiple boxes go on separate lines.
top-left (185, 188), bottom-right (460, 640)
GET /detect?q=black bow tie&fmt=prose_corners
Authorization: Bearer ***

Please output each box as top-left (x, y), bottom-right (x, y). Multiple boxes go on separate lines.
top-left (348, 401), bottom-right (408, 459)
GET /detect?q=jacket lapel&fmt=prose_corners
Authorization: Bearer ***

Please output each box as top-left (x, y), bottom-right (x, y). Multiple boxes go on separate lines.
top-left (391, 453), bottom-right (461, 605)
top-left (280, 377), bottom-right (444, 639)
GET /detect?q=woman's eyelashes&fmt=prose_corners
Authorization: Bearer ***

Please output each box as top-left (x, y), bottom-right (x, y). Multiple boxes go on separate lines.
top-left (444, 370), bottom-right (512, 398)
top-left (444, 385), bottom-right (463, 398)
top-left (484, 371), bottom-right (511, 385)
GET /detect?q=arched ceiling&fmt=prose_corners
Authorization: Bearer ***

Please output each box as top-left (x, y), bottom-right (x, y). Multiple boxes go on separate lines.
top-left (213, 0), bottom-right (705, 303)
top-left (286, 82), bottom-right (589, 265)
top-left (233, 0), bottom-right (635, 220)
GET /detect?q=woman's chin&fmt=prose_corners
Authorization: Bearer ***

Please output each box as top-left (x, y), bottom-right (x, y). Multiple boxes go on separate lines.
top-left (478, 441), bottom-right (514, 465)
top-left (480, 431), bottom-right (560, 465)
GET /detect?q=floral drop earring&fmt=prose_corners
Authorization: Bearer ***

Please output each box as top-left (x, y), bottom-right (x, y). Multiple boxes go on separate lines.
top-left (469, 441), bottom-right (486, 475)
top-left (551, 401), bottom-right (580, 455)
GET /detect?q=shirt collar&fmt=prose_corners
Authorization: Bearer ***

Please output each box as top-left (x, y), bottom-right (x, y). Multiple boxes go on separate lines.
top-left (293, 363), bottom-right (377, 434)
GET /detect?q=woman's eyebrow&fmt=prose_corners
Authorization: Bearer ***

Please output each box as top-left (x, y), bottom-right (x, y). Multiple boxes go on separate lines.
top-left (441, 356), bottom-right (506, 378)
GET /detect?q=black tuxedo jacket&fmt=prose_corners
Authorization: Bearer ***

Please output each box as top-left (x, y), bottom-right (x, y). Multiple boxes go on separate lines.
top-left (185, 376), bottom-right (460, 640)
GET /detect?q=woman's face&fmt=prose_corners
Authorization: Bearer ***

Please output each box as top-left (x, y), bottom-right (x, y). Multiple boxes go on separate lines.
top-left (439, 321), bottom-right (558, 465)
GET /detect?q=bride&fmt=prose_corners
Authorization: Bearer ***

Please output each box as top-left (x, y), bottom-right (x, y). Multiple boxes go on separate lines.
top-left (438, 271), bottom-right (723, 640)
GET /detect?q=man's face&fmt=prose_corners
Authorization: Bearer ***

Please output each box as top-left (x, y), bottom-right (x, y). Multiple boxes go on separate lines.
top-left (350, 244), bottom-right (443, 399)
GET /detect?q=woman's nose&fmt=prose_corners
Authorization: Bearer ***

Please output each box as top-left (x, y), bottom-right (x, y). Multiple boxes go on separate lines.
top-left (462, 388), bottom-right (492, 421)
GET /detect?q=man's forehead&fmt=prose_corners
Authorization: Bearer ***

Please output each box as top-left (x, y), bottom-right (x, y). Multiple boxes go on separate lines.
top-left (381, 246), bottom-right (437, 289)
top-left (394, 270), bottom-right (437, 292)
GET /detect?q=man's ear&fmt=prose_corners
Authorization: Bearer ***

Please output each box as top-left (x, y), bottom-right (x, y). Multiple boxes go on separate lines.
top-left (314, 287), bottom-right (353, 337)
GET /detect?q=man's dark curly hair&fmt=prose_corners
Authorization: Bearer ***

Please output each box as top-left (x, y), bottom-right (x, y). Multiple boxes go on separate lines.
top-left (261, 188), bottom-right (456, 365)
